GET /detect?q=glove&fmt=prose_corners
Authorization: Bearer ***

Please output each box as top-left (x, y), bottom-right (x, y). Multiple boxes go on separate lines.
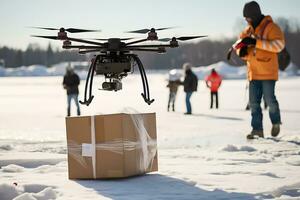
top-left (238, 46), bottom-right (248, 57)
top-left (241, 37), bottom-right (256, 46)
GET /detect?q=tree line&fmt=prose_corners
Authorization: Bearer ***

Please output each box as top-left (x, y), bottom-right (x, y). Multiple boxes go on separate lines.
top-left (0, 43), bottom-right (86, 68)
top-left (0, 17), bottom-right (299, 69)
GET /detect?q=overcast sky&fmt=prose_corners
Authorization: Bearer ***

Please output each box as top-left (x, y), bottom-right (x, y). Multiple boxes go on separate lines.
top-left (0, 0), bottom-right (299, 50)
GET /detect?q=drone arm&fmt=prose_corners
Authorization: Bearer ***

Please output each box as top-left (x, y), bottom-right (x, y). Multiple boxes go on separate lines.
top-left (124, 48), bottom-right (166, 52)
top-left (126, 44), bottom-right (173, 48)
top-left (79, 49), bottom-right (101, 54)
top-left (67, 37), bottom-right (104, 46)
top-left (63, 45), bottom-right (103, 49)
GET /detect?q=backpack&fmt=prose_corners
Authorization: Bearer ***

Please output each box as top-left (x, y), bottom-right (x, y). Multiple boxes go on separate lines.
top-left (261, 20), bottom-right (291, 71)
top-left (278, 47), bottom-right (291, 71)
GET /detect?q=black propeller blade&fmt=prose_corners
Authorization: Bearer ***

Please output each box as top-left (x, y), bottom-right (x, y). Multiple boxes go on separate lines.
top-left (177, 35), bottom-right (207, 41)
top-left (159, 35), bottom-right (208, 42)
top-left (30, 27), bottom-right (101, 33)
top-left (126, 27), bottom-right (175, 34)
top-left (31, 35), bottom-right (59, 40)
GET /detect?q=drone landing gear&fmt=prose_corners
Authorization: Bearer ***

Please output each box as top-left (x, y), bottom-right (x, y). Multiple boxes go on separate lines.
top-left (79, 55), bottom-right (97, 106)
top-left (131, 55), bottom-right (155, 105)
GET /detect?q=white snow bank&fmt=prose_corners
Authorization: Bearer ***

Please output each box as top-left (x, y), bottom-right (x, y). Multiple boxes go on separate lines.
top-left (1, 164), bottom-right (25, 173)
top-left (0, 152), bottom-right (66, 168)
top-left (0, 144), bottom-right (13, 151)
top-left (0, 183), bottom-right (21, 200)
top-left (0, 66), bottom-right (5, 76)
top-left (13, 187), bottom-right (57, 200)
top-left (268, 182), bottom-right (300, 198)
top-left (194, 61), bottom-right (247, 80)
top-left (1, 60), bottom-right (298, 79)
top-left (1, 62), bottom-right (89, 78)
top-left (0, 183), bottom-right (57, 200)
top-left (286, 156), bottom-right (300, 166)
top-left (221, 144), bottom-right (257, 152)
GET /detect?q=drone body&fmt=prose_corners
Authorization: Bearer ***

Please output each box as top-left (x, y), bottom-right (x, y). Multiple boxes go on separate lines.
top-left (31, 27), bottom-right (206, 105)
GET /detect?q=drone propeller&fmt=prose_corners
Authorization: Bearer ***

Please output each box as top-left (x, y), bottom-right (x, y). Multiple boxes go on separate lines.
top-left (30, 26), bottom-right (101, 33)
top-left (126, 27), bottom-right (175, 34)
top-left (31, 35), bottom-right (104, 46)
top-left (159, 35), bottom-right (208, 42)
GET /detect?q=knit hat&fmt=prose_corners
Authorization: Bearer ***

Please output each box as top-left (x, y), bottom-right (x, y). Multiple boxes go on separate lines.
top-left (243, 1), bottom-right (261, 20)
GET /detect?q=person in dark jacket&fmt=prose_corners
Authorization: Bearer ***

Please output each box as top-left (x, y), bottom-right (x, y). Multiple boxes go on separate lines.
top-left (63, 66), bottom-right (81, 116)
top-left (182, 63), bottom-right (198, 115)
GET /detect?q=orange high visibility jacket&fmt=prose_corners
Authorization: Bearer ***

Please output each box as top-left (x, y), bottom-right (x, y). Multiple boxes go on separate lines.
top-left (237, 16), bottom-right (285, 80)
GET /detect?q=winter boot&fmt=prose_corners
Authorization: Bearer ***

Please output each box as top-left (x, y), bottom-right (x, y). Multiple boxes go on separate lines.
top-left (172, 105), bottom-right (175, 112)
top-left (167, 105), bottom-right (170, 112)
top-left (246, 130), bottom-right (264, 139)
top-left (271, 124), bottom-right (280, 137)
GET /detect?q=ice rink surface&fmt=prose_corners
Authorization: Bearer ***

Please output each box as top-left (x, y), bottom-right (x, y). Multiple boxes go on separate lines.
top-left (0, 74), bottom-right (300, 199)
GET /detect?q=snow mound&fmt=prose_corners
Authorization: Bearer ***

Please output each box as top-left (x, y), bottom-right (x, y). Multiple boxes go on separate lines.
top-left (259, 172), bottom-right (282, 178)
top-left (0, 66), bottom-right (5, 76)
top-left (0, 144), bottom-right (13, 151)
top-left (1, 164), bottom-right (25, 173)
top-left (13, 187), bottom-right (57, 200)
top-left (286, 156), bottom-right (300, 166)
top-left (1, 61), bottom-right (89, 78)
top-left (194, 61), bottom-right (247, 80)
top-left (0, 183), bottom-right (21, 200)
top-left (0, 183), bottom-right (57, 200)
top-left (221, 144), bottom-right (257, 152)
top-left (27, 65), bottom-right (48, 76)
top-left (239, 146), bottom-right (257, 152)
top-left (13, 193), bottom-right (36, 200)
top-left (221, 144), bottom-right (238, 152)
top-left (268, 182), bottom-right (300, 198)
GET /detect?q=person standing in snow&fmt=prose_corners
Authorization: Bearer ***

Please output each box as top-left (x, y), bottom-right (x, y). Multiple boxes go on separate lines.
top-left (182, 63), bottom-right (198, 115)
top-left (205, 69), bottom-right (222, 109)
top-left (235, 1), bottom-right (284, 139)
top-left (167, 69), bottom-right (181, 112)
top-left (63, 65), bottom-right (81, 116)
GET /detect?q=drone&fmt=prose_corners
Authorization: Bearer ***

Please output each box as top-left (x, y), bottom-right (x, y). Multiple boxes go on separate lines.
top-left (31, 27), bottom-right (207, 105)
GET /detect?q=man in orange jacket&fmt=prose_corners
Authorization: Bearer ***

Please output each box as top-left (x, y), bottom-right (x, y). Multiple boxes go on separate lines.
top-left (236, 1), bottom-right (284, 139)
top-left (205, 69), bottom-right (222, 109)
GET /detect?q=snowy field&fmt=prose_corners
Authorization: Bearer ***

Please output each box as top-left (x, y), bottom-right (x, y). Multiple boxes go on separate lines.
top-left (0, 74), bottom-right (300, 200)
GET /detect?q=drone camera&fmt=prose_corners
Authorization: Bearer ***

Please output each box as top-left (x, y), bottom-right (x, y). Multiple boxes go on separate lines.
top-left (102, 79), bottom-right (122, 91)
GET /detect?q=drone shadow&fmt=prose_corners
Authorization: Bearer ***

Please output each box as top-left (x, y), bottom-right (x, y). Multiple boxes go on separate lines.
top-left (192, 113), bottom-right (244, 121)
top-left (75, 174), bottom-right (258, 200)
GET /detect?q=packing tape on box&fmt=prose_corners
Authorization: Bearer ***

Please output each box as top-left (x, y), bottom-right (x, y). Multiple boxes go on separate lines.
top-left (67, 114), bottom-right (157, 178)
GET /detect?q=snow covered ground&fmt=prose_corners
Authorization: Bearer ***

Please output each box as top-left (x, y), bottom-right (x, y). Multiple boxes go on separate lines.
top-left (0, 74), bottom-right (300, 200)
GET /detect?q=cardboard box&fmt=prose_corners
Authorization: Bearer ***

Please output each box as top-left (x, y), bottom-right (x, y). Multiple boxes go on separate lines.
top-left (65, 113), bottom-right (158, 179)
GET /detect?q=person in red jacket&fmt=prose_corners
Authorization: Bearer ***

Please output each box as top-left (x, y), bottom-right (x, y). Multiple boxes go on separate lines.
top-left (205, 69), bottom-right (222, 109)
